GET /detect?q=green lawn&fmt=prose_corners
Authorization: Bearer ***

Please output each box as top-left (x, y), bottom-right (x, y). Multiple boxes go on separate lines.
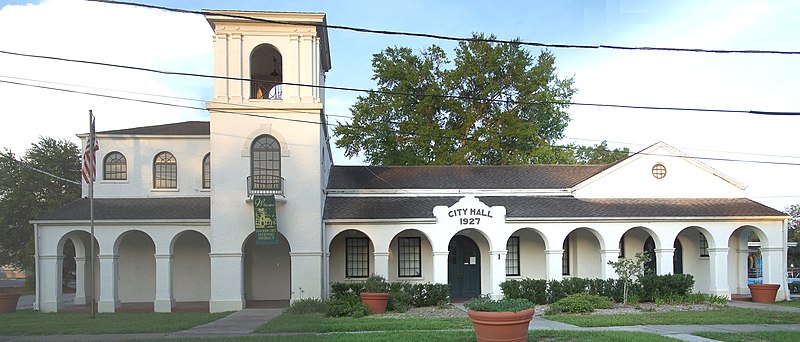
top-left (545, 307), bottom-right (800, 327)
top-left (695, 331), bottom-right (799, 342)
top-left (255, 312), bottom-right (472, 333)
top-left (0, 310), bottom-right (231, 335)
top-left (773, 299), bottom-right (800, 308)
top-left (126, 330), bottom-right (678, 341)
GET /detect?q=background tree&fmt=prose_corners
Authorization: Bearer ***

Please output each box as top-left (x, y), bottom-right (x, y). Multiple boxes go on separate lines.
top-left (786, 204), bottom-right (800, 272)
top-left (335, 33), bottom-right (628, 166)
top-left (0, 137), bottom-right (80, 272)
top-left (570, 141), bottom-right (630, 165)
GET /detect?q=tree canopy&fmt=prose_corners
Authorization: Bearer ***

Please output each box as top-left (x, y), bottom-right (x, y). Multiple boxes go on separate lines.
top-left (334, 33), bottom-right (628, 165)
top-left (0, 137), bottom-right (80, 271)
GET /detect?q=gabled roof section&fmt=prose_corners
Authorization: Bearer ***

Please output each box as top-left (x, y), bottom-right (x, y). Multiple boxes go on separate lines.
top-left (324, 197), bottom-right (787, 220)
top-left (573, 141), bottom-right (747, 192)
top-left (34, 197), bottom-right (210, 221)
top-left (327, 164), bottom-right (612, 190)
top-left (94, 121), bottom-right (210, 136)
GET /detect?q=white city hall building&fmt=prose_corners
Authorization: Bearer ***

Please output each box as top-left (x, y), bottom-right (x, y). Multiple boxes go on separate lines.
top-left (32, 10), bottom-right (790, 313)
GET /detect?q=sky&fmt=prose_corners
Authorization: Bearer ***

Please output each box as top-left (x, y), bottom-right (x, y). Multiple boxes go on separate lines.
top-left (0, 0), bottom-right (798, 211)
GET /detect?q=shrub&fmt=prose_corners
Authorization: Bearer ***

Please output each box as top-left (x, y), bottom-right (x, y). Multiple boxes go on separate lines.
top-left (464, 296), bottom-right (534, 312)
top-left (707, 294), bottom-right (728, 305)
top-left (285, 298), bottom-right (327, 314)
top-left (330, 282), bottom-right (363, 298)
top-left (386, 282), bottom-right (449, 307)
top-left (547, 279), bottom-right (566, 303)
top-left (638, 273), bottom-right (694, 302)
top-left (545, 293), bottom-right (613, 315)
top-left (500, 278), bottom-right (547, 304)
top-left (362, 274), bottom-right (389, 293)
top-left (327, 296), bottom-right (370, 318)
top-left (388, 287), bottom-right (413, 313)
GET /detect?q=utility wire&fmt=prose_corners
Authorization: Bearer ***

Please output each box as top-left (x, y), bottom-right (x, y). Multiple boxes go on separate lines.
top-left (2, 49), bottom-right (799, 116)
top-left (0, 151), bottom-right (81, 186)
top-left (4, 73), bottom-right (798, 163)
top-left (90, 0), bottom-right (800, 56)
top-left (4, 77), bottom-right (800, 168)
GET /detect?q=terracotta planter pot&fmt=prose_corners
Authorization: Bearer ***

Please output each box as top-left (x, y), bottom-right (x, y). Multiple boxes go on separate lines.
top-left (467, 308), bottom-right (534, 342)
top-left (748, 283), bottom-right (781, 303)
top-left (360, 292), bottom-right (389, 314)
top-left (0, 293), bottom-right (21, 314)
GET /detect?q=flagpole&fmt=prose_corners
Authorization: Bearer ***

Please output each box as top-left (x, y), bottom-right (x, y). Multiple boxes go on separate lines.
top-left (88, 110), bottom-right (96, 319)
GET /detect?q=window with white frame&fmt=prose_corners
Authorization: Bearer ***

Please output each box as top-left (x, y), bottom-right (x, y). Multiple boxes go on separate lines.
top-left (398, 237), bottom-right (421, 277)
top-left (153, 152), bottom-right (177, 189)
top-left (699, 233), bottom-right (709, 257)
top-left (346, 237), bottom-right (369, 278)
top-left (506, 236), bottom-right (520, 276)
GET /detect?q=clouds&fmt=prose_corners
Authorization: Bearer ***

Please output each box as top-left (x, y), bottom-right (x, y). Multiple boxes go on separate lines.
top-left (0, 0), bottom-right (212, 154)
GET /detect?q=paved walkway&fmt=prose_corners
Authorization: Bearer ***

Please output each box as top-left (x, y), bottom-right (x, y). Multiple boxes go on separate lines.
top-left (1, 297), bottom-right (799, 341)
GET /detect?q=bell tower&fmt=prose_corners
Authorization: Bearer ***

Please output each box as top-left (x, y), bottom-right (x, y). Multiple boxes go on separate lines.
top-left (205, 10), bottom-right (331, 106)
top-left (204, 11), bottom-right (332, 312)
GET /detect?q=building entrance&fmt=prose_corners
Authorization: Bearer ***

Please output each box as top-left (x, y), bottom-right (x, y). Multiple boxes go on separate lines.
top-left (448, 235), bottom-right (481, 300)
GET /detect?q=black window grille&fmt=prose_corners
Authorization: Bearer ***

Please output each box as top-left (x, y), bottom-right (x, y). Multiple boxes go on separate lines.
top-left (398, 237), bottom-right (421, 277)
top-left (506, 236), bottom-right (520, 276)
top-left (346, 237), bottom-right (369, 278)
top-left (103, 152), bottom-right (127, 180)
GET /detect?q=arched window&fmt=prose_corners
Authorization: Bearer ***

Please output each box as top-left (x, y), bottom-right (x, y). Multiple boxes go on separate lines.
top-left (103, 152), bottom-right (127, 180)
top-left (562, 235), bottom-right (570, 275)
top-left (673, 239), bottom-right (683, 274)
top-left (153, 152), bottom-right (177, 189)
top-left (250, 44), bottom-right (282, 100)
top-left (644, 236), bottom-right (656, 274)
top-left (202, 153), bottom-right (211, 189)
top-left (250, 135), bottom-right (281, 194)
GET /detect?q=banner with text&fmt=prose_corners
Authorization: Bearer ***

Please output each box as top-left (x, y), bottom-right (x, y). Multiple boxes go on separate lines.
top-left (254, 195), bottom-right (278, 245)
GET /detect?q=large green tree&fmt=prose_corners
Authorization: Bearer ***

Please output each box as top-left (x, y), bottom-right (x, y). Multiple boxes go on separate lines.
top-left (0, 137), bottom-right (80, 271)
top-left (334, 33), bottom-right (627, 165)
top-left (786, 204), bottom-right (800, 269)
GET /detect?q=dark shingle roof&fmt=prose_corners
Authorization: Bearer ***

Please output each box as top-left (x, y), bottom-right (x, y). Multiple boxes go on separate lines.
top-left (327, 164), bottom-right (612, 190)
top-left (323, 197), bottom-right (787, 220)
top-left (97, 121), bottom-right (210, 136)
top-left (35, 197), bottom-right (209, 221)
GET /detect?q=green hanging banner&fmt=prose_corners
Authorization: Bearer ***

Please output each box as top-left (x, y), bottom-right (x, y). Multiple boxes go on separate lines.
top-left (253, 195), bottom-right (278, 245)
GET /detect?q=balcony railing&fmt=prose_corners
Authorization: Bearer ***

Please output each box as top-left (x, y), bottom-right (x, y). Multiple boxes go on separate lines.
top-left (251, 82), bottom-right (282, 100)
top-left (247, 175), bottom-right (284, 196)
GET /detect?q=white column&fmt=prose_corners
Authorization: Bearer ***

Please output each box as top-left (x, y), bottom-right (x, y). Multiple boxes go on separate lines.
top-left (762, 246), bottom-right (787, 300)
top-left (290, 252), bottom-right (322, 301)
top-left (707, 247), bottom-right (730, 298)
top-left (229, 33), bottom-right (243, 102)
top-left (737, 248), bottom-right (749, 295)
top-left (545, 249), bottom-right (563, 281)
top-left (600, 250), bottom-right (620, 279)
top-left (154, 254), bottom-right (174, 312)
top-left (489, 250), bottom-right (506, 300)
top-left (433, 251), bottom-right (449, 285)
top-left (373, 252), bottom-right (390, 279)
top-left (213, 33), bottom-right (228, 102)
top-left (209, 252), bottom-right (244, 312)
top-left (38, 255), bottom-right (63, 312)
top-left (655, 248), bottom-right (674, 275)
top-left (97, 254), bottom-right (119, 312)
top-left (73, 256), bottom-right (87, 305)
top-left (287, 35), bottom-right (301, 102)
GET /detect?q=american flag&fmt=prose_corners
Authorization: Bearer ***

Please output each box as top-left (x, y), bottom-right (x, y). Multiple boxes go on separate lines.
top-left (82, 114), bottom-right (98, 184)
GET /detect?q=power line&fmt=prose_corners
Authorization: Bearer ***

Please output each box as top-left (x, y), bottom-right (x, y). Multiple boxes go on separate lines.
top-left (0, 151), bottom-right (81, 186)
top-left (4, 77), bottom-right (800, 168)
top-left (90, 0), bottom-right (800, 56)
top-left (2, 49), bottom-right (799, 116)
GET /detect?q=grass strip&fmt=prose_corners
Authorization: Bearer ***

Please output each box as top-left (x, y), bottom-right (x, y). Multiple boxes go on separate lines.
top-left (256, 312), bottom-right (471, 333)
top-left (123, 330), bottom-right (677, 341)
top-left (695, 331), bottom-right (799, 342)
top-left (772, 300), bottom-right (800, 308)
top-left (0, 310), bottom-right (231, 335)
top-left (545, 307), bottom-right (800, 327)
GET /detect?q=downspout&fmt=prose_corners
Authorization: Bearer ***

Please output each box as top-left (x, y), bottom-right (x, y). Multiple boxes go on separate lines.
top-left (33, 223), bottom-right (40, 311)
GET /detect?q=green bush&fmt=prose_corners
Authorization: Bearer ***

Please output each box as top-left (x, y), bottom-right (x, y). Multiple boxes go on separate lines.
top-left (326, 295), bottom-right (370, 318)
top-left (330, 281), bottom-right (364, 298)
top-left (284, 298), bottom-right (327, 314)
top-left (500, 278), bottom-right (547, 304)
top-left (547, 279), bottom-right (566, 303)
top-left (638, 273), bottom-right (695, 302)
top-left (545, 293), bottom-right (613, 315)
top-left (388, 287), bottom-right (413, 312)
top-left (362, 274), bottom-right (389, 293)
top-left (464, 296), bottom-right (534, 312)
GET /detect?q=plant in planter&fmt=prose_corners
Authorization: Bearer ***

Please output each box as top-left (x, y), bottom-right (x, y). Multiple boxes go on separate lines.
top-left (748, 283), bottom-right (781, 303)
top-left (359, 274), bottom-right (389, 314)
top-left (0, 287), bottom-right (22, 314)
top-left (464, 296), bottom-right (535, 342)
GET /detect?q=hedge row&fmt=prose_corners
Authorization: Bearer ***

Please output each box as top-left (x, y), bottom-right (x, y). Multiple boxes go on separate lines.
top-left (500, 274), bottom-right (695, 304)
top-left (329, 281), bottom-right (450, 308)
